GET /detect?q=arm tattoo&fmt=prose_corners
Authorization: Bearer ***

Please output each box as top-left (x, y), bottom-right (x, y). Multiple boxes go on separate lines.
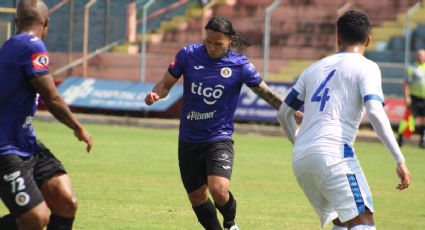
top-left (249, 82), bottom-right (283, 110)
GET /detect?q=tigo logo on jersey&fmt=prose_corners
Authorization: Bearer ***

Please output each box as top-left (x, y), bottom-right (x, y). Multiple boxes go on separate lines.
top-left (191, 82), bottom-right (224, 105)
top-left (220, 67), bottom-right (232, 78)
top-left (32, 52), bottom-right (49, 72)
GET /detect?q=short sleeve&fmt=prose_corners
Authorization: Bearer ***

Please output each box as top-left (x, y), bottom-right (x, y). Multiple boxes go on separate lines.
top-left (241, 62), bottom-right (262, 87)
top-left (168, 47), bottom-right (187, 79)
top-left (23, 40), bottom-right (49, 79)
top-left (292, 71), bottom-right (306, 101)
top-left (359, 62), bottom-right (384, 104)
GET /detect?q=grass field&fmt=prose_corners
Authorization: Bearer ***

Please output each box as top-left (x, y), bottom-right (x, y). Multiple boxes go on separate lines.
top-left (1, 120), bottom-right (425, 229)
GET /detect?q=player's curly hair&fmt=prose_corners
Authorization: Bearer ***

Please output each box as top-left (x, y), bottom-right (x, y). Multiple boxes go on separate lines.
top-left (337, 10), bottom-right (370, 44)
top-left (204, 16), bottom-right (251, 48)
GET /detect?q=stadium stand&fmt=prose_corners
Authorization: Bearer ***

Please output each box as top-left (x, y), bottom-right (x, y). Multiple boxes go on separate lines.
top-left (365, 22), bottom-right (425, 97)
top-left (0, 0), bottom-right (193, 52)
top-left (364, 1), bottom-right (425, 97)
top-left (1, 0), bottom-right (421, 91)
top-left (33, 0), bottom-right (202, 82)
top-left (0, 1), bottom-right (16, 45)
top-left (149, 0), bottom-right (420, 83)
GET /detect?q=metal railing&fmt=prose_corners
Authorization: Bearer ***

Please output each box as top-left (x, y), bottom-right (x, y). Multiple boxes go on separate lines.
top-left (48, 0), bottom-right (69, 15)
top-left (53, 0), bottom-right (195, 78)
top-left (52, 39), bottom-right (123, 77)
top-left (404, 1), bottom-right (422, 69)
top-left (139, 0), bottom-right (155, 82)
top-left (82, 0), bottom-right (97, 77)
top-left (0, 6), bottom-right (15, 42)
top-left (0, 7), bottom-right (16, 14)
top-left (263, 0), bottom-right (281, 80)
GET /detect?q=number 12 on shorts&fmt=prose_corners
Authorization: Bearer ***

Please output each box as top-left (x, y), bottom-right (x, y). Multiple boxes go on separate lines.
top-left (311, 69), bottom-right (336, 111)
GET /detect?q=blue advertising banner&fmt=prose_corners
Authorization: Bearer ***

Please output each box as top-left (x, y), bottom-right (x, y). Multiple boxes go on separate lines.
top-left (57, 76), bottom-right (183, 112)
top-left (234, 82), bottom-right (294, 123)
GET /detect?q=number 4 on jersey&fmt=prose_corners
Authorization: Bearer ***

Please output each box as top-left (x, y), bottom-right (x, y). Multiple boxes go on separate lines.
top-left (311, 69), bottom-right (336, 111)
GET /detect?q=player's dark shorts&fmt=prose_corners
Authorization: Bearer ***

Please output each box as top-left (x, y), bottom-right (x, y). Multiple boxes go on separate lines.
top-left (178, 139), bottom-right (234, 193)
top-left (411, 95), bottom-right (425, 117)
top-left (0, 141), bottom-right (66, 216)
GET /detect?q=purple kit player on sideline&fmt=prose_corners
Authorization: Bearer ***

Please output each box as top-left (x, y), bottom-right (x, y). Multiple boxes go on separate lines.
top-left (0, 1), bottom-right (93, 230)
top-left (145, 16), bottom-right (284, 230)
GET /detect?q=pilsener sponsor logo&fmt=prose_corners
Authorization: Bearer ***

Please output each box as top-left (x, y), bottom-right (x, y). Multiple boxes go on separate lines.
top-left (187, 110), bottom-right (216, 120)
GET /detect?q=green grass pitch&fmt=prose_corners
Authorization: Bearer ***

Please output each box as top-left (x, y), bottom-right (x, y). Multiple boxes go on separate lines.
top-left (1, 121), bottom-right (424, 229)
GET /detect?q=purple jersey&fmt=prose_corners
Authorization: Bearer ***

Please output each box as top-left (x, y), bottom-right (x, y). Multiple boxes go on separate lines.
top-left (168, 44), bottom-right (262, 142)
top-left (0, 33), bottom-right (50, 157)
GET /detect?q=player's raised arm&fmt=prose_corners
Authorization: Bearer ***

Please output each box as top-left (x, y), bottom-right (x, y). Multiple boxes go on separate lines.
top-left (145, 71), bottom-right (178, 105)
top-left (30, 75), bottom-right (93, 152)
top-left (365, 100), bottom-right (411, 190)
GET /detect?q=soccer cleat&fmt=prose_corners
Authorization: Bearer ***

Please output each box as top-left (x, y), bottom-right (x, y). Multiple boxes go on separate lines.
top-left (224, 224), bottom-right (239, 230)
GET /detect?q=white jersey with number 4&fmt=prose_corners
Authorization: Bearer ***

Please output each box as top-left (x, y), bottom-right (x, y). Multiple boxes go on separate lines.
top-left (290, 52), bottom-right (383, 161)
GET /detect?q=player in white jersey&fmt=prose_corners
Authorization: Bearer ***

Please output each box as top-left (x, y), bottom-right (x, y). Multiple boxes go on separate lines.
top-left (277, 11), bottom-right (411, 230)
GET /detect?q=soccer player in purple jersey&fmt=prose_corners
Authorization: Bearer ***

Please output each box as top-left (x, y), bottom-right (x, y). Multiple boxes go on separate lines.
top-left (0, 1), bottom-right (93, 230)
top-left (145, 16), bottom-right (284, 230)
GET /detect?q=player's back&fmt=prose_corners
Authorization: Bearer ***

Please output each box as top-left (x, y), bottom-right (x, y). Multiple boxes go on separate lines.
top-left (0, 34), bottom-right (43, 109)
top-left (0, 33), bottom-right (44, 156)
top-left (1, 35), bottom-right (30, 102)
top-left (293, 52), bottom-right (382, 161)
